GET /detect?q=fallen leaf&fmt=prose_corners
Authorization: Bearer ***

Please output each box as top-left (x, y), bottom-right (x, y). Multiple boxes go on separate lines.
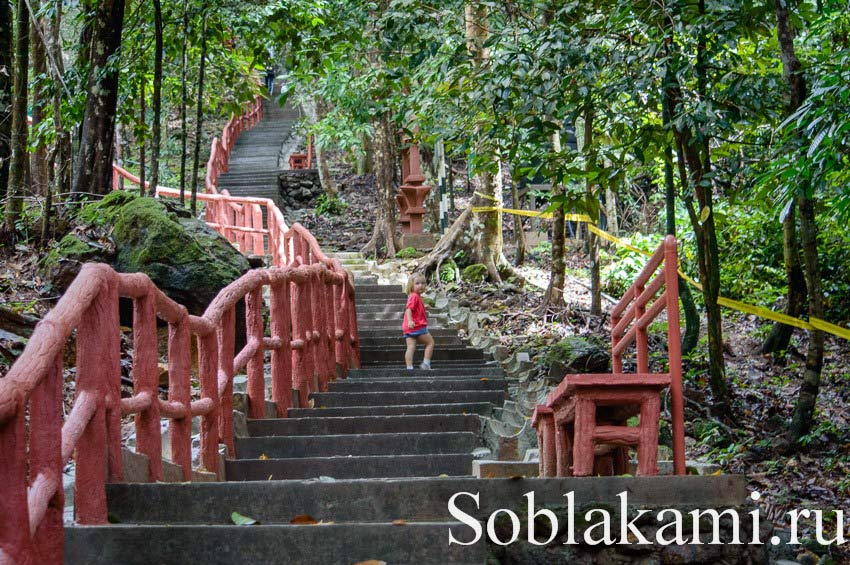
top-left (259, 453), bottom-right (268, 460)
top-left (392, 519), bottom-right (407, 526)
top-left (480, 378), bottom-right (488, 382)
top-left (231, 511), bottom-right (258, 526)
top-left (290, 514), bottom-right (319, 525)
top-left (352, 561), bottom-right (387, 565)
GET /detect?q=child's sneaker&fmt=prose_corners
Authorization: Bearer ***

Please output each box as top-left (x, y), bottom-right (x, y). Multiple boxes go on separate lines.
top-left (407, 366), bottom-right (415, 372)
top-left (420, 361), bottom-right (432, 370)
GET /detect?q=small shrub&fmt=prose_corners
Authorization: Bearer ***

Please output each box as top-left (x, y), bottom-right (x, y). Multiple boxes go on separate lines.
top-left (461, 263), bottom-right (488, 283)
top-left (439, 260), bottom-right (458, 283)
top-left (314, 194), bottom-right (348, 216)
top-left (395, 247), bottom-right (419, 259)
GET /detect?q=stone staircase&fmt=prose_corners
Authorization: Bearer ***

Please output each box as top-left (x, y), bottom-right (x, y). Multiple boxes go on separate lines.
top-left (64, 253), bottom-right (511, 564)
top-left (216, 99), bottom-right (300, 209)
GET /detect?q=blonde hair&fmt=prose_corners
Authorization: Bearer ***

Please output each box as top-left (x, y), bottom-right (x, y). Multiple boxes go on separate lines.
top-left (406, 273), bottom-right (426, 294)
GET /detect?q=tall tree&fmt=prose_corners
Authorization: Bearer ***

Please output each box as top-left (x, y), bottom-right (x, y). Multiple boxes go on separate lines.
top-left (71, 0), bottom-right (127, 197)
top-left (190, 3), bottom-right (208, 214)
top-left (772, 0), bottom-right (825, 442)
top-left (148, 0), bottom-right (163, 196)
top-left (3, 0), bottom-right (31, 238)
top-left (179, 0), bottom-right (189, 205)
top-left (0, 0), bottom-right (12, 202)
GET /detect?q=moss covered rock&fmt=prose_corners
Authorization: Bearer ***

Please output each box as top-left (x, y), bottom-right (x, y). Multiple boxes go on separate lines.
top-left (461, 263), bottom-right (488, 283)
top-left (544, 335), bottom-right (610, 384)
top-left (43, 191), bottom-right (249, 315)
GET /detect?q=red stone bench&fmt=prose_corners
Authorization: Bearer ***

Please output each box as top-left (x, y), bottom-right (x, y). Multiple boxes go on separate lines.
top-left (532, 235), bottom-right (685, 476)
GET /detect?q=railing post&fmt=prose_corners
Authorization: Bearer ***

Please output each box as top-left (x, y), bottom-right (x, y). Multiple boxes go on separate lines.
top-left (133, 291), bottom-right (163, 481)
top-left (664, 235), bottom-right (685, 476)
top-left (270, 274), bottom-right (293, 417)
top-left (168, 316), bottom-right (192, 481)
top-left (246, 286), bottom-right (266, 419)
top-left (105, 275), bottom-right (124, 483)
top-left (218, 307), bottom-right (236, 456)
top-left (347, 279), bottom-right (361, 369)
top-left (75, 270), bottom-right (117, 524)
top-left (635, 281), bottom-right (649, 373)
top-left (198, 332), bottom-right (220, 477)
top-left (333, 276), bottom-right (346, 379)
top-left (28, 353), bottom-right (65, 560)
top-left (0, 386), bottom-right (33, 559)
top-left (290, 270), bottom-right (310, 408)
top-left (252, 204), bottom-right (264, 255)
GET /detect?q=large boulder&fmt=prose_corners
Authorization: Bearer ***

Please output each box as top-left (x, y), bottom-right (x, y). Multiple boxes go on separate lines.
top-left (544, 335), bottom-right (610, 385)
top-left (43, 191), bottom-right (250, 316)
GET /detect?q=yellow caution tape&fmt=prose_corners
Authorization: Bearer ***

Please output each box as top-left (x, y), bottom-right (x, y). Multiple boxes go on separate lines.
top-left (471, 200), bottom-right (850, 341)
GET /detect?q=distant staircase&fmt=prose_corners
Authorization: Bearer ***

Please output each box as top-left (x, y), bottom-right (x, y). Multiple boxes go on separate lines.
top-left (216, 100), bottom-right (299, 209)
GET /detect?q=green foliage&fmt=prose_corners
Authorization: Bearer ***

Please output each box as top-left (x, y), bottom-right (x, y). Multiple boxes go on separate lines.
top-left (314, 194), bottom-right (348, 216)
top-left (600, 233), bottom-right (663, 297)
top-left (394, 247), bottom-right (419, 259)
top-left (461, 263), bottom-right (487, 283)
top-left (439, 260), bottom-right (458, 284)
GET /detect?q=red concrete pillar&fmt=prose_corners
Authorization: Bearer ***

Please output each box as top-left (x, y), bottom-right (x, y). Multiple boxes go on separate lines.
top-left (198, 332), bottom-right (220, 477)
top-left (133, 292), bottom-right (163, 481)
top-left (637, 393), bottom-right (661, 476)
top-left (29, 353), bottom-right (65, 560)
top-left (0, 392), bottom-right (31, 557)
top-left (75, 271), bottom-right (117, 524)
top-left (664, 235), bottom-right (685, 475)
top-left (270, 275), bottom-right (293, 417)
top-left (103, 275), bottom-right (123, 484)
top-left (168, 317), bottom-right (192, 481)
top-left (246, 287), bottom-right (265, 419)
top-left (218, 307), bottom-right (237, 456)
top-left (572, 397), bottom-right (596, 477)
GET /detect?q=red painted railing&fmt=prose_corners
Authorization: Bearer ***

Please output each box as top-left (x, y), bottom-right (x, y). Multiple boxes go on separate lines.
top-left (1, 97), bottom-right (360, 564)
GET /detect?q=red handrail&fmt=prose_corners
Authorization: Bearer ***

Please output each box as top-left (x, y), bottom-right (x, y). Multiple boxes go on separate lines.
top-left (0, 96), bottom-right (360, 563)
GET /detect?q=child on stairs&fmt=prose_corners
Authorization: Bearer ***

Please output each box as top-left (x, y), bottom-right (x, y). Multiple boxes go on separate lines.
top-left (403, 273), bottom-right (434, 370)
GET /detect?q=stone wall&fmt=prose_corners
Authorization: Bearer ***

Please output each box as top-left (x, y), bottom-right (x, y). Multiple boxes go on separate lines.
top-left (278, 169), bottom-right (321, 208)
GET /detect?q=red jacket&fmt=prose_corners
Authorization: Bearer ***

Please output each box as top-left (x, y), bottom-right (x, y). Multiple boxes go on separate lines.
top-left (403, 293), bottom-right (428, 332)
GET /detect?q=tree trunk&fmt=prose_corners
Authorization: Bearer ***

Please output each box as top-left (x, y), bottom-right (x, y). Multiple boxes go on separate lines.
top-left (45, 0), bottom-right (70, 201)
top-left (356, 131), bottom-right (372, 175)
top-left (149, 0), bottom-right (163, 196)
top-left (667, 76), bottom-right (729, 410)
top-left (790, 194), bottom-right (824, 441)
top-left (773, 0), bottom-right (824, 441)
top-left (545, 131), bottom-right (566, 306)
top-left (179, 0), bottom-right (188, 205)
top-left (138, 76), bottom-right (146, 196)
top-left (511, 174), bottom-right (526, 265)
top-left (3, 0), bottom-right (30, 238)
top-left (312, 97), bottom-right (337, 196)
top-left (29, 0), bottom-right (48, 200)
top-left (360, 112), bottom-right (400, 258)
top-left (0, 0), bottom-right (13, 202)
top-left (584, 104), bottom-right (601, 316)
top-left (762, 0), bottom-right (809, 359)
top-left (71, 0), bottom-right (126, 197)
top-left (190, 5), bottom-right (208, 215)
top-left (662, 62), bottom-right (700, 355)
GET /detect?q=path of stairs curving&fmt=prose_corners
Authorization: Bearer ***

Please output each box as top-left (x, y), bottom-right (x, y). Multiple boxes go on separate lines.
top-left (216, 98), bottom-right (300, 210)
top-left (65, 247), bottom-right (510, 563)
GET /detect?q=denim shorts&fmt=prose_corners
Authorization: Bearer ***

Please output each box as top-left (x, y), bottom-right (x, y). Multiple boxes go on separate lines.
top-left (404, 327), bottom-right (429, 338)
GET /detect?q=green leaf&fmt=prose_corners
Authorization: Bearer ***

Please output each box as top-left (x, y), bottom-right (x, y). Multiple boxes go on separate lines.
top-left (231, 511), bottom-right (258, 525)
top-left (699, 207), bottom-right (711, 223)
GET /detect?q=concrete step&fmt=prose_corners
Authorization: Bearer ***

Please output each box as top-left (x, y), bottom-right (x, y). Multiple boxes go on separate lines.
top-left (310, 390), bottom-right (504, 408)
top-left (234, 431), bottom-right (476, 459)
top-left (103, 475), bottom-right (746, 525)
top-left (247, 414), bottom-right (481, 436)
top-left (347, 366), bottom-right (502, 378)
top-left (328, 378), bottom-right (506, 392)
top-left (360, 347), bottom-right (481, 360)
top-left (65, 522), bottom-right (485, 565)
top-left (358, 328), bottom-right (459, 338)
top-left (360, 336), bottom-right (466, 348)
top-left (287, 402), bottom-right (494, 418)
top-left (225, 453), bottom-right (474, 480)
